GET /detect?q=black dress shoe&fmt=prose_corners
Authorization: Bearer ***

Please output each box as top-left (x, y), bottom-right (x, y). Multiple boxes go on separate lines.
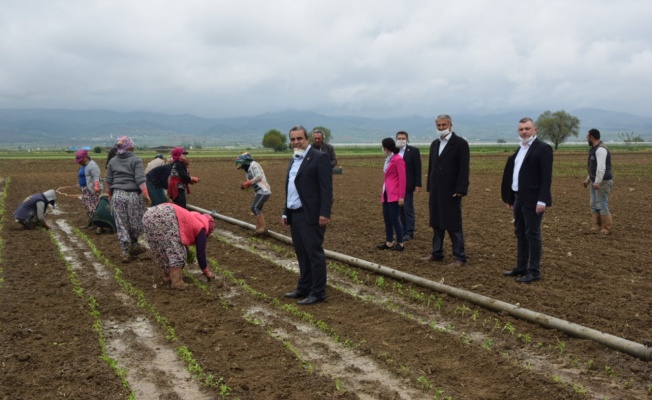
top-left (403, 234), bottom-right (413, 241)
top-left (377, 242), bottom-right (392, 250)
top-left (297, 295), bottom-right (327, 305)
top-left (390, 243), bottom-right (404, 251)
top-left (284, 291), bottom-right (309, 299)
top-left (421, 254), bottom-right (443, 262)
top-left (516, 274), bottom-right (541, 284)
top-left (503, 269), bottom-right (526, 277)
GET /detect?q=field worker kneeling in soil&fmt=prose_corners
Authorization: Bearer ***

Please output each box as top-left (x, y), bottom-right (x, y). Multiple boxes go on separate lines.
top-left (143, 203), bottom-right (216, 289)
top-left (235, 152), bottom-right (271, 236)
top-left (13, 189), bottom-right (57, 230)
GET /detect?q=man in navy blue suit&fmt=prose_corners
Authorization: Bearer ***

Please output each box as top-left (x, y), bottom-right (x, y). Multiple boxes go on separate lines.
top-left (501, 117), bottom-right (553, 283)
top-left (282, 125), bottom-right (333, 305)
top-left (396, 131), bottom-right (422, 241)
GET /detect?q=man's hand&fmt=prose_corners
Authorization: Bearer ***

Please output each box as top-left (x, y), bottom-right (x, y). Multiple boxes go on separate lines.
top-left (191, 176), bottom-right (200, 184)
top-left (536, 204), bottom-right (546, 214)
top-left (592, 182), bottom-right (600, 189)
top-left (143, 195), bottom-right (152, 208)
top-left (241, 180), bottom-right (253, 190)
top-left (398, 199), bottom-right (404, 207)
top-left (414, 186), bottom-right (421, 194)
top-left (281, 216), bottom-right (289, 227)
top-left (319, 216), bottom-right (330, 227)
top-left (583, 178), bottom-right (590, 188)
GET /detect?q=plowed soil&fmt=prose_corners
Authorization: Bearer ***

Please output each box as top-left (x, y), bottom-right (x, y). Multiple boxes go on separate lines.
top-left (1, 151), bottom-right (651, 399)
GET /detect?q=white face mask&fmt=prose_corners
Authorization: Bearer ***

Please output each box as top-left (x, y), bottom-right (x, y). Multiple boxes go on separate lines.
top-left (396, 139), bottom-right (407, 148)
top-left (520, 135), bottom-right (536, 146)
top-left (437, 129), bottom-right (450, 137)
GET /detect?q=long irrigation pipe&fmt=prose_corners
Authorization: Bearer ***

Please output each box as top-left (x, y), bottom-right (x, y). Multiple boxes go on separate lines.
top-left (188, 204), bottom-right (652, 362)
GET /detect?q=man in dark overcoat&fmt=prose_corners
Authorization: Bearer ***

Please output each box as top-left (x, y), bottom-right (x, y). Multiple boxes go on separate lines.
top-left (423, 114), bottom-right (470, 267)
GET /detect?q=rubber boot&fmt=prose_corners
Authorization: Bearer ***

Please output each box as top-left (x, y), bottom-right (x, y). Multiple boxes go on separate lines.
top-left (129, 242), bottom-right (147, 257)
top-left (600, 214), bottom-right (613, 235)
top-left (170, 267), bottom-right (187, 290)
top-left (591, 212), bottom-right (601, 232)
top-left (121, 251), bottom-right (131, 263)
top-left (254, 214), bottom-right (268, 236)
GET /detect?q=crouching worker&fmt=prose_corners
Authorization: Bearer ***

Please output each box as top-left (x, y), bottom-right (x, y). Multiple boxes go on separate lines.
top-left (14, 189), bottom-right (57, 230)
top-left (143, 203), bottom-right (216, 289)
top-left (235, 152), bottom-right (271, 236)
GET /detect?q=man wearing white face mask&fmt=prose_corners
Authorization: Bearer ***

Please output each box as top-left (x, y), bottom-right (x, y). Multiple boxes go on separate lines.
top-left (423, 114), bottom-right (470, 268)
top-left (501, 117), bottom-right (553, 284)
top-left (282, 126), bottom-right (333, 305)
top-left (396, 131), bottom-right (422, 241)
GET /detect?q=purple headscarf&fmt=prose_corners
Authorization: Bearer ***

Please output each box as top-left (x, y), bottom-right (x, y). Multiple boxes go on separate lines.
top-left (116, 136), bottom-right (135, 154)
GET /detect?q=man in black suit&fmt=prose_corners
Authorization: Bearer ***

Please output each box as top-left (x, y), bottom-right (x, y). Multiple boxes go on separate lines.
top-left (396, 131), bottom-right (422, 241)
top-left (501, 117), bottom-right (553, 283)
top-left (423, 114), bottom-right (470, 267)
top-left (282, 125), bottom-right (334, 305)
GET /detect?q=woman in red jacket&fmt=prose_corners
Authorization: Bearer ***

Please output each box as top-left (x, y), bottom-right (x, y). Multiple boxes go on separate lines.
top-left (377, 137), bottom-right (406, 251)
top-left (143, 203), bottom-right (216, 289)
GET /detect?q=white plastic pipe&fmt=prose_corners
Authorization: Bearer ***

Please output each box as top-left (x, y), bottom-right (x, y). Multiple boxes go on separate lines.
top-left (188, 204), bottom-right (652, 362)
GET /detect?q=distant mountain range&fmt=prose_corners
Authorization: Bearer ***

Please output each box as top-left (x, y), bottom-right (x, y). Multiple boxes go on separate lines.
top-left (1, 108), bottom-right (651, 148)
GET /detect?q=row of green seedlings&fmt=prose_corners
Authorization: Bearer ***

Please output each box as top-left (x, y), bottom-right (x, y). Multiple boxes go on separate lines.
top-left (0, 177), bottom-right (10, 288)
top-left (210, 258), bottom-right (390, 396)
top-left (243, 225), bottom-right (652, 397)
top-left (74, 228), bottom-right (233, 399)
top-left (209, 253), bottom-right (455, 400)
top-left (326, 260), bottom-right (641, 397)
top-left (244, 232), bottom-right (652, 397)
top-left (48, 231), bottom-right (135, 399)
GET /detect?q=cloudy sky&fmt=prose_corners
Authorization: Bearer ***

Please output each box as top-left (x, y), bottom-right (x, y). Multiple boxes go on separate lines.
top-left (1, 0), bottom-right (651, 119)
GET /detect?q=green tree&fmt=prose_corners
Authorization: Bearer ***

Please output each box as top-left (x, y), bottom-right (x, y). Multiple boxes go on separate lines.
top-left (311, 126), bottom-right (333, 143)
top-left (93, 146), bottom-right (102, 154)
top-left (262, 129), bottom-right (287, 152)
top-left (535, 110), bottom-right (580, 150)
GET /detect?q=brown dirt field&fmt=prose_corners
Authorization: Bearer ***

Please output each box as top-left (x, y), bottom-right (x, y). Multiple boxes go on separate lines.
top-left (1, 151), bottom-right (651, 399)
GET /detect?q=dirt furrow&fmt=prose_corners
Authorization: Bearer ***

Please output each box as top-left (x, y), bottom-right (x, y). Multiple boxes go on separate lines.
top-left (52, 219), bottom-right (211, 400)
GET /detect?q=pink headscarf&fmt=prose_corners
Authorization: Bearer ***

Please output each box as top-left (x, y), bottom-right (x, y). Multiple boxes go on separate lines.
top-left (75, 149), bottom-right (89, 163)
top-left (171, 147), bottom-right (188, 161)
top-left (116, 136), bottom-right (135, 154)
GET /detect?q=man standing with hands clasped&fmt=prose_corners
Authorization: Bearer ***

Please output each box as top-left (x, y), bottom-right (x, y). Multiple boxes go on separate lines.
top-left (423, 114), bottom-right (470, 267)
top-left (501, 117), bottom-right (553, 283)
top-left (282, 126), bottom-right (333, 305)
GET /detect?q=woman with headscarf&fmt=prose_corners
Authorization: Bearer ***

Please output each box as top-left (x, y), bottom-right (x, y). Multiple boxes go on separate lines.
top-left (105, 136), bottom-right (151, 263)
top-left (168, 147), bottom-right (199, 209)
top-left (13, 189), bottom-right (57, 230)
top-left (143, 203), bottom-right (216, 289)
top-left (75, 149), bottom-right (103, 228)
top-left (377, 137), bottom-right (406, 251)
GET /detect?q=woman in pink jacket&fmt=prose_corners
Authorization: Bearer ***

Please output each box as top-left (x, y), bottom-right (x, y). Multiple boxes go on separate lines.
top-left (143, 203), bottom-right (216, 289)
top-left (377, 137), bottom-right (407, 251)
